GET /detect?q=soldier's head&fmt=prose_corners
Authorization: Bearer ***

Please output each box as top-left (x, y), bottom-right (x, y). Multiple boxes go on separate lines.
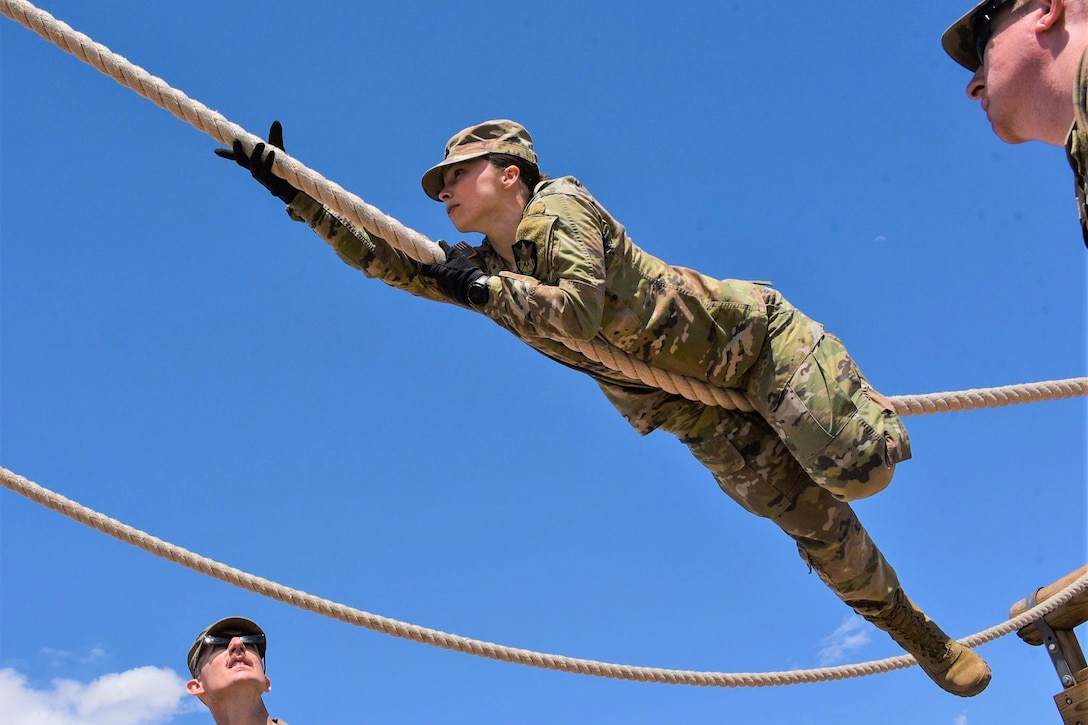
top-left (186, 617), bottom-right (271, 710)
top-left (422, 120), bottom-right (544, 238)
top-left (421, 120), bottom-right (540, 201)
top-left (944, 0), bottom-right (1088, 145)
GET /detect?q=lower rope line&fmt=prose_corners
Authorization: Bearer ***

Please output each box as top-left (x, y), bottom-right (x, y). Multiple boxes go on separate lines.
top-left (3, 465), bottom-right (1086, 687)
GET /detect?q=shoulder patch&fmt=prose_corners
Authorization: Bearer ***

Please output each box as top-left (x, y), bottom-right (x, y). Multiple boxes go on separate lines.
top-left (512, 239), bottom-right (538, 276)
top-left (524, 200), bottom-right (548, 216)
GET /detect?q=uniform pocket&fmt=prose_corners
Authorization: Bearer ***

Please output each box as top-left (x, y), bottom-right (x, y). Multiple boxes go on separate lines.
top-left (773, 337), bottom-right (859, 463)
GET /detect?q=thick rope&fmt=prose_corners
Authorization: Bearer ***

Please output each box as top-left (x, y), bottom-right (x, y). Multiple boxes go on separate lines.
top-left (890, 377), bottom-right (1088, 416)
top-left (562, 340), bottom-right (1087, 415)
top-left (3, 465), bottom-right (1085, 688)
top-left (13, 0), bottom-right (1081, 417)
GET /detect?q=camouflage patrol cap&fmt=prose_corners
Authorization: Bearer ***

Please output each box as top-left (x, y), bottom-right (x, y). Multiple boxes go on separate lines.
top-left (187, 616), bottom-right (266, 677)
top-left (421, 119), bottom-right (538, 201)
top-left (943, 1), bottom-right (998, 72)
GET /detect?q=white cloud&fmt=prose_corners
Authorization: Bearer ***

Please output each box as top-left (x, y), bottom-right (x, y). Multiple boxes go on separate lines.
top-left (954, 715), bottom-right (968, 725)
top-left (0, 666), bottom-right (190, 725)
top-left (39, 647), bottom-right (108, 665)
top-left (817, 616), bottom-right (872, 665)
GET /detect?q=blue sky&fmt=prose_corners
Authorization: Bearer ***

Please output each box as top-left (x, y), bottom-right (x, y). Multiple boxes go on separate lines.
top-left (1, 1), bottom-right (1085, 723)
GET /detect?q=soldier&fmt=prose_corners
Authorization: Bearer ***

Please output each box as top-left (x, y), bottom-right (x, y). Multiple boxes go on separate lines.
top-left (187, 617), bottom-right (288, 725)
top-left (217, 120), bottom-right (991, 697)
top-left (943, 0), bottom-right (1088, 248)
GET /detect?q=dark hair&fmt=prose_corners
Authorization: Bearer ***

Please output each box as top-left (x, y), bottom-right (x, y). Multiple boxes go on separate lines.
top-left (488, 153), bottom-right (545, 194)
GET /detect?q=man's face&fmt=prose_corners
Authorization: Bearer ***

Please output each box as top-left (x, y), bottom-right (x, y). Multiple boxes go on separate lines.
top-left (966, 1), bottom-right (1047, 143)
top-left (187, 635), bottom-right (270, 701)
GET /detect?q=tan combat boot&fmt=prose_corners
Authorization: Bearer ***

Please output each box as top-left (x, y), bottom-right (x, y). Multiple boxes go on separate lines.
top-left (865, 590), bottom-right (992, 697)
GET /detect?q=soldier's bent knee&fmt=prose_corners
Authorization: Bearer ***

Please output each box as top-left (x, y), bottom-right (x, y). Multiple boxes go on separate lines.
top-left (830, 461), bottom-right (896, 502)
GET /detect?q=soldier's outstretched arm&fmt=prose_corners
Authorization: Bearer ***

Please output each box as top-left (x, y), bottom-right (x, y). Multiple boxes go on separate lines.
top-left (216, 121), bottom-right (458, 305)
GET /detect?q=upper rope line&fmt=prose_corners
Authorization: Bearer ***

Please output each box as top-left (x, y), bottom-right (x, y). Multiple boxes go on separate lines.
top-left (12, 0), bottom-right (1083, 415)
top-left (0, 0), bottom-right (749, 411)
top-left (3, 465), bottom-right (1086, 688)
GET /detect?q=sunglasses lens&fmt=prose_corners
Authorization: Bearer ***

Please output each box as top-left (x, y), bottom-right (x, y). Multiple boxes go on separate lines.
top-left (975, 0), bottom-right (1015, 64)
top-left (974, 23), bottom-right (992, 62)
top-left (240, 634), bottom-right (266, 656)
top-left (202, 636), bottom-right (228, 658)
top-left (975, 14), bottom-right (993, 63)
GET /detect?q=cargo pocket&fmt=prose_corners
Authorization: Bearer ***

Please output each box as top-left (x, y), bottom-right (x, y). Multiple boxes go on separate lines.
top-left (854, 389), bottom-right (912, 467)
top-left (772, 336), bottom-right (859, 467)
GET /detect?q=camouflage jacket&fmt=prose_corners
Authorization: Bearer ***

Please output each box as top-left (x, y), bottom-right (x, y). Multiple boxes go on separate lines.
top-left (1064, 46), bottom-right (1088, 249)
top-left (287, 176), bottom-right (822, 433)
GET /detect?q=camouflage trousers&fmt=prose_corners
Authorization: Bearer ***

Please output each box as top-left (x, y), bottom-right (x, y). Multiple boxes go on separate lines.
top-left (657, 335), bottom-right (911, 616)
top-left (743, 324), bottom-right (912, 503)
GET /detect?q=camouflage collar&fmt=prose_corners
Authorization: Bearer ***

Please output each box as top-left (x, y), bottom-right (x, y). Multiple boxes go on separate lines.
top-left (1065, 46), bottom-right (1088, 249)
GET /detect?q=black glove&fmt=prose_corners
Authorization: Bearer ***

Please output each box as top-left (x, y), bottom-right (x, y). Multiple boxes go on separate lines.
top-left (420, 245), bottom-right (487, 305)
top-left (215, 121), bottom-right (299, 205)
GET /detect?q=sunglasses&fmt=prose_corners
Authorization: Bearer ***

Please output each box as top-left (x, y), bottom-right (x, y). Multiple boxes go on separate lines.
top-left (974, 0), bottom-right (1017, 65)
top-left (195, 633), bottom-right (267, 669)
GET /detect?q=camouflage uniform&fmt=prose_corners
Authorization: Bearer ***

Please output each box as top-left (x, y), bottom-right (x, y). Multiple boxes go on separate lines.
top-left (1066, 47), bottom-right (1088, 250)
top-left (285, 175), bottom-right (911, 619)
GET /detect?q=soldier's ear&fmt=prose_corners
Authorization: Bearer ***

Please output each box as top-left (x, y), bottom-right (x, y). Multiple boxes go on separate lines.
top-left (1036, 0), bottom-right (1065, 33)
top-left (500, 164), bottom-right (522, 190)
top-left (186, 678), bottom-right (205, 697)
